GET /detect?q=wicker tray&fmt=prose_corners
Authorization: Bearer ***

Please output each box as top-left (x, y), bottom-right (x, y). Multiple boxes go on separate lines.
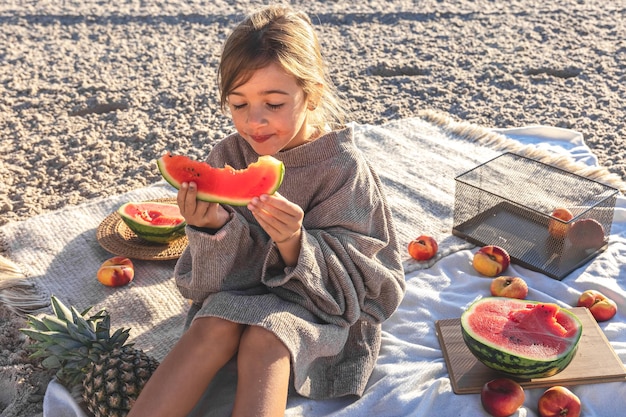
top-left (96, 199), bottom-right (187, 261)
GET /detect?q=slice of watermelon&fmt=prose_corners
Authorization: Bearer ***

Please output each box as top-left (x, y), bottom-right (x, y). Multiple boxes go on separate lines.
top-left (118, 201), bottom-right (186, 243)
top-left (156, 153), bottom-right (285, 206)
top-left (506, 303), bottom-right (568, 337)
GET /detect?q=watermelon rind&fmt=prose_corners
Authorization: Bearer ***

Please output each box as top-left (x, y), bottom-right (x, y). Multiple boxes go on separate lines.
top-left (460, 297), bottom-right (583, 379)
top-left (117, 201), bottom-right (186, 243)
top-left (156, 153), bottom-right (285, 206)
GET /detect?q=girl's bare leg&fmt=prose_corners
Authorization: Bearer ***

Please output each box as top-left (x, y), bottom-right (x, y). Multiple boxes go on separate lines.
top-left (232, 325), bottom-right (291, 417)
top-left (128, 316), bottom-right (244, 417)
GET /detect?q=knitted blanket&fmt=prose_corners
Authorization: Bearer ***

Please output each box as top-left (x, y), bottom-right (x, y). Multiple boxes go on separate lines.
top-left (2, 111), bottom-right (625, 417)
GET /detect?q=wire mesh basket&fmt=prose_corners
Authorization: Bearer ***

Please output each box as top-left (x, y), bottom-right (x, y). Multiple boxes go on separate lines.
top-left (452, 152), bottom-right (618, 280)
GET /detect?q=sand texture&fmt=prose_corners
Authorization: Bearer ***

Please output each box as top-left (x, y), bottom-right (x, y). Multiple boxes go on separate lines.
top-left (1, 1), bottom-right (625, 416)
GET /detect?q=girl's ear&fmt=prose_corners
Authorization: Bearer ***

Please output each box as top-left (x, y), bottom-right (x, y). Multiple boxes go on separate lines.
top-left (307, 83), bottom-right (324, 110)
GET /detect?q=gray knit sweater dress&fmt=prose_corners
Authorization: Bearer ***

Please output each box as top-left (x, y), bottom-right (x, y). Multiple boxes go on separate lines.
top-left (174, 126), bottom-right (406, 400)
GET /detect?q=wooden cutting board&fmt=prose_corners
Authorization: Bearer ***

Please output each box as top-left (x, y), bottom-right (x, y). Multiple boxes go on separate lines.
top-left (436, 307), bottom-right (626, 394)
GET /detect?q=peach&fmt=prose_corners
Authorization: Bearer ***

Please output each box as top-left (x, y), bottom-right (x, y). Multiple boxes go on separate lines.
top-left (97, 256), bottom-right (134, 287)
top-left (408, 235), bottom-right (438, 261)
top-left (568, 218), bottom-right (605, 249)
top-left (547, 207), bottom-right (574, 239)
top-left (472, 245), bottom-right (510, 277)
top-left (490, 276), bottom-right (528, 299)
top-left (577, 289), bottom-right (617, 322)
top-left (538, 386), bottom-right (581, 417)
top-left (481, 378), bottom-right (525, 417)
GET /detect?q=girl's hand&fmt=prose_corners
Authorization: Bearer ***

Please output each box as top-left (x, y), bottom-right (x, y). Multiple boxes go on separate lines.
top-left (177, 182), bottom-right (229, 229)
top-left (248, 192), bottom-right (303, 265)
top-left (248, 192), bottom-right (303, 243)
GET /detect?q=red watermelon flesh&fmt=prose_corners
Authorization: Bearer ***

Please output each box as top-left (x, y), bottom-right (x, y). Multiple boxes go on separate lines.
top-left (466, 299), bottom-right (577, 359)
top-left (157, 153), bottom-right (285, 206)
top-left (136, 209), bottom-right (182, 226)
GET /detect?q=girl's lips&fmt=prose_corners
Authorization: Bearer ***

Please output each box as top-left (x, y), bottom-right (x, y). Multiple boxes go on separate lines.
top-left (250, 134), bottom-right (272, 143)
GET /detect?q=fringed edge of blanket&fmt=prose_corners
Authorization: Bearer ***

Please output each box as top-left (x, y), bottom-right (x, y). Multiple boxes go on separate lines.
top-left (418, 109), bottom-right (626, 195)
top-left (0, 233), bottom-right (50, 316)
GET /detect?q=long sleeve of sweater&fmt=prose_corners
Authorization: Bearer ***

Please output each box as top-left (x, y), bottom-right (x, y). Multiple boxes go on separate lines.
top-left (174, 208), bottom-right (269, 301)
top-left (261, 160), bottom-right (405, 327)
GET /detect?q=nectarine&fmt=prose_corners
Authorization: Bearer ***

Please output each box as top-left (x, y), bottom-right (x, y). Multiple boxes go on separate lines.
top-left (408, 235), bottom-right (438, 261)
top-left (548, 207), bottom-right (574, 239)
top-left (577, 289), bottom-right (617, 322)
top-left (490, 276), bottom-right (528, 299)
top-left (472, 245), bottom-right (510, 277)
top-left (537, 386), bottom-right (581, 417)
top-left (481, 378), bottom-right (525, 417)
top-left (97, 256), bottom-right (134, 287)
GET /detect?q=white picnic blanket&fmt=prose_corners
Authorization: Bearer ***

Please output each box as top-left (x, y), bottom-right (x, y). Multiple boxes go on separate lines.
top-left (2, 115), bottom-right (623, 417)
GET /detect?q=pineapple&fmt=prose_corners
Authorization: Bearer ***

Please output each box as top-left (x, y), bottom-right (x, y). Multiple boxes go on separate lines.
top-left (20, 295), bottom-right (159, 417)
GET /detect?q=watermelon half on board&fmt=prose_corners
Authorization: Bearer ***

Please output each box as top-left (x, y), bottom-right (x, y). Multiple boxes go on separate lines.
top-left (461, 297), bottom-right (583, 379)
top-left (157, 153), bottom-right (285, 206)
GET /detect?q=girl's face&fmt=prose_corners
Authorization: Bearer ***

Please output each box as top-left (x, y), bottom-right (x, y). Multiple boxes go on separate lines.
top-left (227, 63), bottom-right (316, 155)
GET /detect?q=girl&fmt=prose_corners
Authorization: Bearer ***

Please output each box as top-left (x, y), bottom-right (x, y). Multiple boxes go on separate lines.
top-left (129, 5), bottom-right (405, 417)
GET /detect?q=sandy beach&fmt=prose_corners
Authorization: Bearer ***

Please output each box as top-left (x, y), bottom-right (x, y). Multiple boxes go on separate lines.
top-left (1, 0), bottom-right (625, 415)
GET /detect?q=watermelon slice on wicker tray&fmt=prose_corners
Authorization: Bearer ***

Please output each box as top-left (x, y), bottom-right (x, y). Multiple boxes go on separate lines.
top-left (117, 201), bottom-right (186, 243)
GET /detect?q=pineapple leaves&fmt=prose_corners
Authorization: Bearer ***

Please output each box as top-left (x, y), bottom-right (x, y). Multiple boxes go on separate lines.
top-left (66, 318), bottom-right (97, 345)
top-left (50, 295), bottom-right (75, 322)
top-left (41, 315), bottom-right (72, 333)
top-left (42, 355), bottom-right (62, 370)
top-left (92, 310), bottom-right (112, 339)
top-left (20, 328), bottom-right (53, 342)
top-left (110, 327), bottom-right (131, 347)
top-left (71, 307), bottom-right (97, 334)
top-left (23, 314), bottom-right (50, 332)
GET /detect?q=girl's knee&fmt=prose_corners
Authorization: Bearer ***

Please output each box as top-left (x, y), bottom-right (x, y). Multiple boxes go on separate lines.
top-left (239, 326), bottom-right (290, 358)
top-left (188, 316), bottom-right (244, 349)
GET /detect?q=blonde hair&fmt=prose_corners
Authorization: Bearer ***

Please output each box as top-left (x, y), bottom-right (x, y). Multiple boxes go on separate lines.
top-left (218, 5), bottom-right (346, 131)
